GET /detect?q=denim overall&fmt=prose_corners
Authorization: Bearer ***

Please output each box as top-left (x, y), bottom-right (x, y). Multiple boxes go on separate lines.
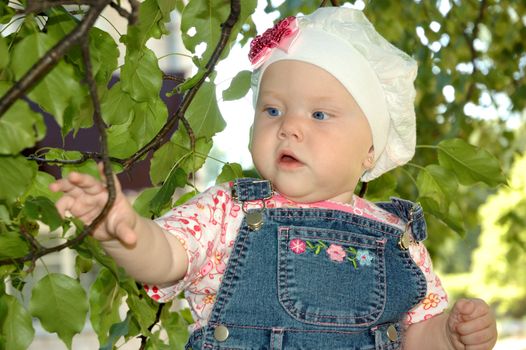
top-left (187, 178), bottom-right (428, 350)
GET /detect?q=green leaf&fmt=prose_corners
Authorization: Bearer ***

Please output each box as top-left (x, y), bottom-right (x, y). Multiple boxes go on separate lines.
top-left (126, 291), bottom-right (157, 334)
top-left (0, 82), bottom-right (46, 155)
top-left (150, 133), bottom-right (212, 185)
top-left (0, 156), bottom-right (37, 202)
top-left (363, 172), bottom-right (398, 202)
top-left (86, 27), bottom-right (119, 84)
top-left (29, 273), bottom-right (88, 349)
top-left (0, 35), bottom-right (8, 70)
top-left (75, 236), bottom-right (119, 280)
top-left (420, 196), bottom-right (466, 236)
top-left (150, 167), bottom-right (188, 215)
top-left (216, 162), bottom-right (243, 185)
top-left (10, 32), bottom-right (85, 127)
top-left (181, 0), bottom-right (230, 61)
top-left (100, 82), bottom-right (135, 126)
top-left (1, 295), bottom-right (35, 350)
top-left (416, 165), bottom-right (458, 212)
top-left (133, 187), bottom-right (160, 218)
top-left (121, 48), bottom-right (162, 102)
top-left (174, 190), bottom-right (198, 206)
top-left (89, 268), bottom-right (125, 345)
top-left (222, 70), bottom-right (252, 101)
top-left (437, 138), bottom-right (506, 187)
top-left (107, 118), bottom-right (139, 158)
top-left (74, 254), bottom-right (93, 276)
top-left (99, 313), bottom-right (131, 350)
top-left (23, 171), bottom-right (62, 202)
top-left (129, 97), bottom-right (167, 148)
top-left (185, 81), bottom-right (225, 139)
top-left (124, 0), bottom-right (176, 50)
top-left (0, 204), bottom-right (10, 225)
top-left (23, 196), bottom-right (63, 231)
top-left (0, 232), bottom-right (29, 259)
top-left (181, 0), bottom-right (256, 63)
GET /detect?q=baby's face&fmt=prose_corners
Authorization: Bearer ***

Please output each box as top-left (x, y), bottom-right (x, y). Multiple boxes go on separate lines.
top-left (251, 60), bottom-right (374, 204)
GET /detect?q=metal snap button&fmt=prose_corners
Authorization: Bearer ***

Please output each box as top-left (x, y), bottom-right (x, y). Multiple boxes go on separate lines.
top-left (246, 210), bottom-right (263, 231)
top-left (386, 324), bottom-right (398, 342)
top-left (398, 231), bottom-right (411, 250)
top-left (214, 324), bottom-right (229, 342)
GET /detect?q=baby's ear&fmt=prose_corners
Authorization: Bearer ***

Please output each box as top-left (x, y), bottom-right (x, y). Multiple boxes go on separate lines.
top-left (362, 146), bottom-right (375, 170)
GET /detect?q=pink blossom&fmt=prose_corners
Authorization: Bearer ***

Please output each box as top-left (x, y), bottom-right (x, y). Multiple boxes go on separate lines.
top-left (326, 244), bottom-right (346, 262)
top-left (248, 16), bottom-right (299, 68)
top-left (289, 238), bottom-right (306, 254)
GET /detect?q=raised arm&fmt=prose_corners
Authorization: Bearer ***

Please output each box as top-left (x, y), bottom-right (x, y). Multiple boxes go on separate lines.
top-left (49, 170), bottom-right (188, 285)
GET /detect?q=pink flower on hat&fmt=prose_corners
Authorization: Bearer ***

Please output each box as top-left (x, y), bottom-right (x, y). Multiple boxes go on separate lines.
top-left (248, 16), bottom-right (299, 68)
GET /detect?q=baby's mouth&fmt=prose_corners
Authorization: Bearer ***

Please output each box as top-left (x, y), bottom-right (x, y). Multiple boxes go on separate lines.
top-left (280, 154), bottom-right (298, 163)
top-left (277, 151), bottom-right (303, 168)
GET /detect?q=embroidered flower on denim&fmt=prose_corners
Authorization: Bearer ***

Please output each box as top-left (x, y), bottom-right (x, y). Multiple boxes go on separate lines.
top-left (293, 239), bottom-right (373, 270)
top-left (356, 249), bottom-right (374, 266)
top-left (326, 244), bottom-right (347, 262)
top-left (289, 238), bottom-right (307, 254)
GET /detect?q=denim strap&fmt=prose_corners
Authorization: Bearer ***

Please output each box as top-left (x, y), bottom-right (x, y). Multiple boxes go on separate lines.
top-left (232, 178), bottom-right (273, 202)
top-left (376, 197), bottom-right (427, 242)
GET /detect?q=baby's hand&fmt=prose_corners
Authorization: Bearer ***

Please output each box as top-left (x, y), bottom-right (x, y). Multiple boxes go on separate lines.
top-left (49, 167), bottom-right (138, 246)
top-left (447, 298), bottom-right (497, 350)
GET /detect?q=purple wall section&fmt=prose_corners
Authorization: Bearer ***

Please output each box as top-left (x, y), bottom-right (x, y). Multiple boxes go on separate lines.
top-left (30, 73), bottom-right (184, 191)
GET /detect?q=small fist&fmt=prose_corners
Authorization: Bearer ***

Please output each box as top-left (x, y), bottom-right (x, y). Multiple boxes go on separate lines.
top-left (447, 298), bottom-right (497, 350)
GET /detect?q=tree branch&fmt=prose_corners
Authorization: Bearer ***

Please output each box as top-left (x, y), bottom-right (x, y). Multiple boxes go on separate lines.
top-left (0, 0), bottom-right (118, 267)
top-left (0, 0), bottom-right (112, 118)
top-left (27, 152), bottom-right (125, 165)
top-left (163, 74), bottom-right (186, 85)
top-left (121, 0), bottom-right (242, 170)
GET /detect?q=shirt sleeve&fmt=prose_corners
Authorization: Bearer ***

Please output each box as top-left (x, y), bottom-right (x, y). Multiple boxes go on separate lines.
top-left (405, 242), bottom-right (449, 324)
top-left (144, 183), bottom-right (235, 302)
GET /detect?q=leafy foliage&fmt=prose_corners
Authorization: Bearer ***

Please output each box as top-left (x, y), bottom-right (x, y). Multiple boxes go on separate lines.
top-left (0, 0), bottom-right (524, 348)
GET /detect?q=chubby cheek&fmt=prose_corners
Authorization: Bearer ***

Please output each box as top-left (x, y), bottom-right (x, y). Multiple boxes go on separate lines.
top-left (250, 131), bottom-right (271, 177)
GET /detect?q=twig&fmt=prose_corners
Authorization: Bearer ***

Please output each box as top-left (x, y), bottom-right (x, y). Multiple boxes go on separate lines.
top-left (109, 1), bottom-right (132, 21)
top-left (26, 0), bottom-right (98, 13)
top-left (122, 0), bottom-right (241, 170)
top-left (19, 223), bottom-right (43, 273)
top-left (0, 0), bottom-right (112, 118)
top-left (128, 0), bottom-right (139, 24)
top-left (163, 74), bottom-right (186, 85)
top-left (139, 303), bottom-right (166, 349)
top-left (26, 152), bottom-right (125, 165)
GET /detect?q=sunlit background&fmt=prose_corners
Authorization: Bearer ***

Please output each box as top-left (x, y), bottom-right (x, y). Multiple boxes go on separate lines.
top-left (2, 0), bottom-right (524, 348)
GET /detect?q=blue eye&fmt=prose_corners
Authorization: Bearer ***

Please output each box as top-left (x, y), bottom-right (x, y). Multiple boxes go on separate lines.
top-left (265, 107), bottom-right (282, 118)
top-left (312, 111), bottom-right (328, 120)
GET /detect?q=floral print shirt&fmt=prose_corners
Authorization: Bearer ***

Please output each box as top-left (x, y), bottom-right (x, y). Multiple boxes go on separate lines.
top-left (144, 183), bottom-right (448, 331)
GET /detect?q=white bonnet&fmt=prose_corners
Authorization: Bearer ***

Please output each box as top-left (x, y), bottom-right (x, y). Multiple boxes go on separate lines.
top-left (249, 7), bottom-right (417, 182)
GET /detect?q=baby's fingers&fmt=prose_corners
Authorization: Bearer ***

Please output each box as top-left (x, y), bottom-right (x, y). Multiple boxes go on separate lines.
top-left (54, 194), bottom-right (77, 218)
top-left (67, 172), bottom-right (107, 194)
top-left (456, 310), bottom-right (495, 334)
top-left (459, 326), bottom-right (497, 350)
